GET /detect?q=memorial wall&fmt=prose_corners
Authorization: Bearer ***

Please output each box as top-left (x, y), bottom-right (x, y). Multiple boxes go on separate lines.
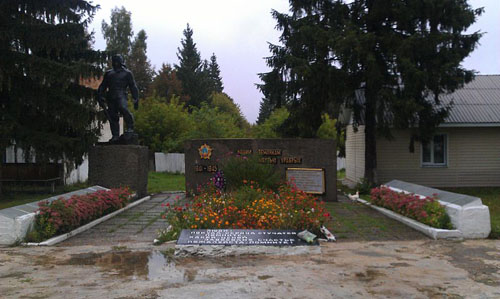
top-left (184, 139), bottom-right (337, 201)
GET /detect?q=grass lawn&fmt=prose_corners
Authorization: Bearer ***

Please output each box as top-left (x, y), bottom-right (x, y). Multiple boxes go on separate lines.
top-left (0, 182), bottom-right (89, 210)
top-left (0, 172), bottom-right (185, 210)
top-left (147, 172), bottom-right (185, 194)
top-left (337, 168), bottom-right (345, 180)
top-left (444, 187), bottom-right (500, 239)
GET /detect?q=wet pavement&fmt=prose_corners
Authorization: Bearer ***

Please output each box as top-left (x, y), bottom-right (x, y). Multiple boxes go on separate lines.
top-left (1, 192), bottom-right (498, 298)
top-left (0, 240), bottom-right (499, 298)
top-left (60, 192), bottom-right (183, 246)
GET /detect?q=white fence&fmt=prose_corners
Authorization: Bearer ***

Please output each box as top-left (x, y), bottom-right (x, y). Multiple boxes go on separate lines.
top-left (337, 156), bottom-right (346, 170)
top-left (155, 153), bottom-right (185, 174)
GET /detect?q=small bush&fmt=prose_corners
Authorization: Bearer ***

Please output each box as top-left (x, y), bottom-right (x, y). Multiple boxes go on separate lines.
top-left (26, 188), bottom-right (131, 242)
top-left (222, 154), bottom-right (280, 190)
top-left (356, 178), bottom-right (374, 195)
top-left (370, 186), bottom-right (452, 229)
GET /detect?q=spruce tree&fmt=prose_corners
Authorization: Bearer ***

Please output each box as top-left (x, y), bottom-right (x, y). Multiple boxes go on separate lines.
top-left (256, 97), bottom-right (274, 125)
top-left (261, 1), bottom-right (349, 137)
top-left (208, 53), bottom-right (224, 93)
top-left (336, 0), bottom-right (482, 184)
top-left (129, 30), bottom-right (154, 98)
top-left (101, 6), bottom-right (133, 59)
top-left (0, 0), bottom-right (106, 194)
top-left (175, 24), bottom-right (210, 108)
top-left (264, 0), bottom-right (482, 184)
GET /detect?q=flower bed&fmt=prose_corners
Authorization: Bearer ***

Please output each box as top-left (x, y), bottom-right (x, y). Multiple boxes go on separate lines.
top-left (370, 186), bottom-right (452, 229)
top-left (159, 180), bottom-right (330, 242)
top-left (26, 187), bottom-right (131, 242)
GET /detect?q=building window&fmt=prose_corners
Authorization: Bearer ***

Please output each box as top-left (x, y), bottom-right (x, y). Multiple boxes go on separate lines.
top-left (422, 134), bottom-right (447, 167)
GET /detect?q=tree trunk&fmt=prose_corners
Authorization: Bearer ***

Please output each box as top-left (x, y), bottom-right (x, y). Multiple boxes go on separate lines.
top-left (0, 149), bottom-right (3, 200)
top-left (364, 93), bottom-right (377, 186)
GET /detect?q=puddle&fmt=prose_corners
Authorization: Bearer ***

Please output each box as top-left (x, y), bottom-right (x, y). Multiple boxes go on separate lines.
top-left (64, 250), bottom-right (190, 282)
top-left (62, 249), bottom-right (327, 283)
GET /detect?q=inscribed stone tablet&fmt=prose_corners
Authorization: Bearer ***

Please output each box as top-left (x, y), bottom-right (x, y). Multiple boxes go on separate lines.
top-left (177, 229), bottom-right (318, 246)
top-left (286, 168), bottom-right (325, 194)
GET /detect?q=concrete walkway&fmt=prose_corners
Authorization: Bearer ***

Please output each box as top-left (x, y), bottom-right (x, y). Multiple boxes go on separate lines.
top-left (60, 192), bottom-right (184, 246)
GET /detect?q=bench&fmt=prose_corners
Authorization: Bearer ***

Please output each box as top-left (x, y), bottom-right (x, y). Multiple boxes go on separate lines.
top-left (0, 163), bottom-right (62, 193)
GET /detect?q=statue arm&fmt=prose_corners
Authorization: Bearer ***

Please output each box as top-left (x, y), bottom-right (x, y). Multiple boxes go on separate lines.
top-left (97, 73), bottom-right (108, 103)
top-left (127, 72), bottom-right (139, 103)
top-left (127, 72), bottom-right (139, 109)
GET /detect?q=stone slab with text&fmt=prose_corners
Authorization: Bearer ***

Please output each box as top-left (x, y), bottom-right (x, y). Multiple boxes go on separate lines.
top-left (177, 229), bottom-right (319, 246)
top-left (184, 139), bottom-right (336, 201)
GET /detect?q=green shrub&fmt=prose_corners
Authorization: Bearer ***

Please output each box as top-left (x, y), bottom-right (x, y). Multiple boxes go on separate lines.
top-left (222, 154), bottom-right (280, 190)
top-left (356, 177), bottom-right (374, 195)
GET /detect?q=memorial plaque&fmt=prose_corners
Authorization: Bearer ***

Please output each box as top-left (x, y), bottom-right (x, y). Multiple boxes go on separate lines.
top-left (185, 139), bottom-right (337, 201)
top-left (177, 229), bottom-right (318, 246)
top-left (286, 168), bottom-right (325, 194)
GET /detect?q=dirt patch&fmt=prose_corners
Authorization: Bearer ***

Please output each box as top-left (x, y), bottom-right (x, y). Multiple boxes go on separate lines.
top-left (355, 269), bottom-right (384, 282)
top-left (444, 242), bottom-right (500, 287)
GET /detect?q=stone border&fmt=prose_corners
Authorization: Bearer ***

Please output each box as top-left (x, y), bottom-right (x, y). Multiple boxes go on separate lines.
top-left (24, 195), bottom-right (152, 246)
top-left (347, 194), bottom-right (463, 240)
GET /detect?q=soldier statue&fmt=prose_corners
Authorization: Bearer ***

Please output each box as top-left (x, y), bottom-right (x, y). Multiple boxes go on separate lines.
top-left (97, 54), bottom-right (139, 143)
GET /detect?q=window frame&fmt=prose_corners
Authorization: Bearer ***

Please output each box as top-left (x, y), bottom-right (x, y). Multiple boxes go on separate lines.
top-left (421, 134), bottom-right (448, 167)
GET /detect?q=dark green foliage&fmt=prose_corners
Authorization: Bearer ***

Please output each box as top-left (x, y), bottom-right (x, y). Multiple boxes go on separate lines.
top-left (256, 97), bottom-right (274, 124)
top-left (129, 30), bottom-right (155, 97)
top-left (207, 53), bottom-right (224, 93)
top-left (336, 0), bottom-right (482, 183)
top-left (222, 155), bottom-right (281, 191)
top-left (264, 0), bottom-right (482, 184)
top-left (260, 1), bottom-right (350, 137)
top-left (101, 6), bottom-right (133, 58)
top-left (175, 24), bottom-right (210, 108)
top-left (0, 0), bottom-right (106, 170)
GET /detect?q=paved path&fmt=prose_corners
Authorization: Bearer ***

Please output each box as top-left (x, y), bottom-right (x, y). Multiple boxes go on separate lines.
top-left (61, 192), bottom-right (425, 247)
top-left (60, 192), bottom-right (184, 246)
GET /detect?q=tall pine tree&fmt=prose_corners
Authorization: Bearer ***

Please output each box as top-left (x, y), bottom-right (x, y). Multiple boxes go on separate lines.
top-left (337, 0), bottom-right (482, 184)
top-left (175, 24), bottom-right (210, 108)
top-left (128, 29), bottom-right (154, 98)
top-left (261, 0), bottom-right (350, 137)
top-left (264, 0), bottom-right (482, 184)
top-left (0, 0), bottom-right (106, 194)
top-left (101, 6), bottom-right (133, 59)
top-left (208, 53), bottom-right (224, 93)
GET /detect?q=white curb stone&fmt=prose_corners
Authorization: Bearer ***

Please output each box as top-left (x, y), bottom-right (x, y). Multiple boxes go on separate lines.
top-left (348, 194), bottom-right (463, 240)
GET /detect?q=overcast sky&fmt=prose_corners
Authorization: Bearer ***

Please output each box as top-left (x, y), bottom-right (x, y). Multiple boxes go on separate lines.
top-left (89, 0), bottom-right (499, 124)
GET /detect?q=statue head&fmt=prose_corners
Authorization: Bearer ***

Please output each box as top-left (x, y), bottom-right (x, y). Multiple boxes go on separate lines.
top-left (111, 54), bottom-right (124, 70)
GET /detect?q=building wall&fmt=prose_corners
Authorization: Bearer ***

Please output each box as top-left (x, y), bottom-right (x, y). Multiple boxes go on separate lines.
top-left (376, 127), bottom-right (500, 187)
top-left (345, 125), bottom-right (365, 184)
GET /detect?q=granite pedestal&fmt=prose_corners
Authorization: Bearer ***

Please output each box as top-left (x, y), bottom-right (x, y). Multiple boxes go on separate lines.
top-left (89, 145), bottom-right (148, 198)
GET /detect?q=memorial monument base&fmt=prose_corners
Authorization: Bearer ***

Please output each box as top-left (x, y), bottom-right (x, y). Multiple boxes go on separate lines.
top-left (89, 145), bottom-right (148, 198)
